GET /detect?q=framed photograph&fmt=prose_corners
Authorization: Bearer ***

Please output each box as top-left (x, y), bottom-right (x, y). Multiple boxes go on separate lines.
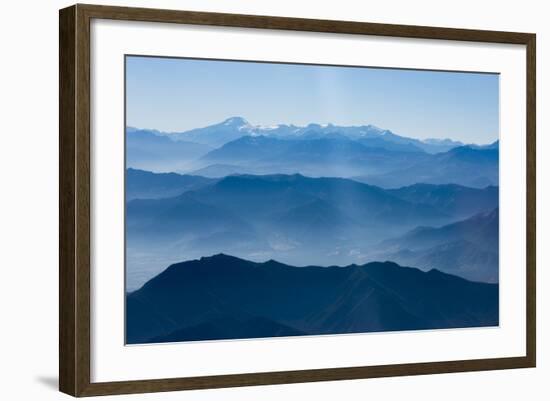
top-left (59, 4), bottom-right (536, 397)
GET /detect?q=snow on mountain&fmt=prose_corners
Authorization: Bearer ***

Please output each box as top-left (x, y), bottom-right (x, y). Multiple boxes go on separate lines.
top-left (132, 117), bottom-right (495, 153)
top-left (223, 116), bottom-right (249, 126)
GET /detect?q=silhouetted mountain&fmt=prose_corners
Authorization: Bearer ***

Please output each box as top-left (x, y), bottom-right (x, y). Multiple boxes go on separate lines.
top-left (388, 183), bottom-right (498, 219)
top-left (126, 254), bottom-right (499, 344)
top-left (196, 133), bottom-right (496, 185)
top-left (126, 128), bottom-right (212, 172)
top-left (356, 146), bottom-right (499, 188)
top-left (185, 174), bottom-right (448, 227)
top-left (125, 121), bottom-right (499, 290)
top-left (125, 174), bottom-right (454, 289)
top-left (200, 135), bottom-right (431, 177)
top-left (380, 209), bottom-right (498, 282)
top-left (126, 168), bottom-right (216, 200)
top-left (128, 174), bottom-right (448, 234)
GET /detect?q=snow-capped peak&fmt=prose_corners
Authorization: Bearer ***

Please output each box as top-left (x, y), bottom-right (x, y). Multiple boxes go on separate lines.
top-left (365, 124), bottom-right (384, 133)
top-left (257, 124), bottom-right (281, 130)
top-left (222, 116), bottom-right (249, 127)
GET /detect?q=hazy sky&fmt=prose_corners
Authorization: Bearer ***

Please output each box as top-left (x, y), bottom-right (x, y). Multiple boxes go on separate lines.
top-left (126, 56), bottom-right (499, 144)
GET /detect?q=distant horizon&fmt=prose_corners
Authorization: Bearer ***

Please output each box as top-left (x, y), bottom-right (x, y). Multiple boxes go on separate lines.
top-left (126, 116), bottom-right (498, 146)
top-left (126, 56), bottom-right (499, 144)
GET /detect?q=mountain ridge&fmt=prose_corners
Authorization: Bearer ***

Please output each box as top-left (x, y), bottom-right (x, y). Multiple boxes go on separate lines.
top-left (379, 208), bottom-right (499, 282)
top-left (156, 116), bottom-right (495, 153)
top-left (130, 116), bottom-right (496, 153)
top-left (126, 254), bottom-right (499, 344)
top-left (196, 133), bottom-right (498, 187)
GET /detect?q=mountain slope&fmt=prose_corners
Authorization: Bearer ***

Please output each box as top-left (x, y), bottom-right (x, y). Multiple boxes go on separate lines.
top-left (380, 209), bottom-right (499, 282)
top-left (186, 174), bottom-right (448, 227)
top-left (195, 132), bottom-right (497, 186)
top-left (126, 254), bottom-right (499, 344)
top-left (384, 208), bottom-right (498, 251)
top-left (386, 240), bottom-right (499, 283)
top-left (358, 146), bottom-right (499, 188)
top-left (388, 183), bottom-right (498, 218)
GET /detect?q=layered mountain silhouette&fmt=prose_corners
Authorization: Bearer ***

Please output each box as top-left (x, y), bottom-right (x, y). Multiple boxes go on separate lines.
top-left (194, 133), bottom-right (496, 187)
top-left (388, 183), bottom-right (498, 219)
top-left (125, 172), bottom-right (499, 289)
top-left (126, 174), bottom-right (446, 270)
top-left (380, 209), bottom-right (499, 282)
top-left (186, 174), bottom-right (446, 224)
top-left (354, 145), bottom-right (499, 188)
top-left (199, 135), bottom-right (432, 178)
top-left (126, 168), bottom-right (216, 200)
top-left (127, 172), bottom-right (498, 230)
top-left (125, 116), bottom-right (500, 343)
top-left (126, 254), bottom-right (499, 344)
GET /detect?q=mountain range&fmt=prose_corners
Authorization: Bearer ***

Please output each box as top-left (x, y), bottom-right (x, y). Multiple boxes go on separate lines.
top-left (199, 134), bottom-right (430, 178)
top-left (125, 173), bottom-right (447, 285)
top-left (126, 254), bottom-right (499, 344)
top-left (167, 116), bottom-right (466, 153)
top-left (355, 145), bottom-right (499, 188)
top-left (125, 171), bottom-right (499, 289)
top-left (125, 117), bottom-right (500, 343)
top-left (197, 135), bottom-right (498, 187)
top-left (387, 183), bottom-right (498, 219)
top-left (126, 118), bottom-right (498, 188)
top-left (127, 170), bottom-right (498, 225)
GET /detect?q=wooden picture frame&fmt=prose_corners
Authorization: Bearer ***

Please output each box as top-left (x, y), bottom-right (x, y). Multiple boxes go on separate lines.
top-left (59, 3), bottom-right (536, 397)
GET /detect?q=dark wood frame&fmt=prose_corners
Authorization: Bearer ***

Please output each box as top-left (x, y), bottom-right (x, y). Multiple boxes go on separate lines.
top-left (59, 3), bottom-right (536, 397)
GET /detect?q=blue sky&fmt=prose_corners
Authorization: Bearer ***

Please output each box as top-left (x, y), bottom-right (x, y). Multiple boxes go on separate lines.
top-left (126, 56), bottom-right (499, 144)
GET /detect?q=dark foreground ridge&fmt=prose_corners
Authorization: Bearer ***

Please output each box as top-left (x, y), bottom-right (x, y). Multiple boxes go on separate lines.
top-left (126, 254), bottom-right (499, 344)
